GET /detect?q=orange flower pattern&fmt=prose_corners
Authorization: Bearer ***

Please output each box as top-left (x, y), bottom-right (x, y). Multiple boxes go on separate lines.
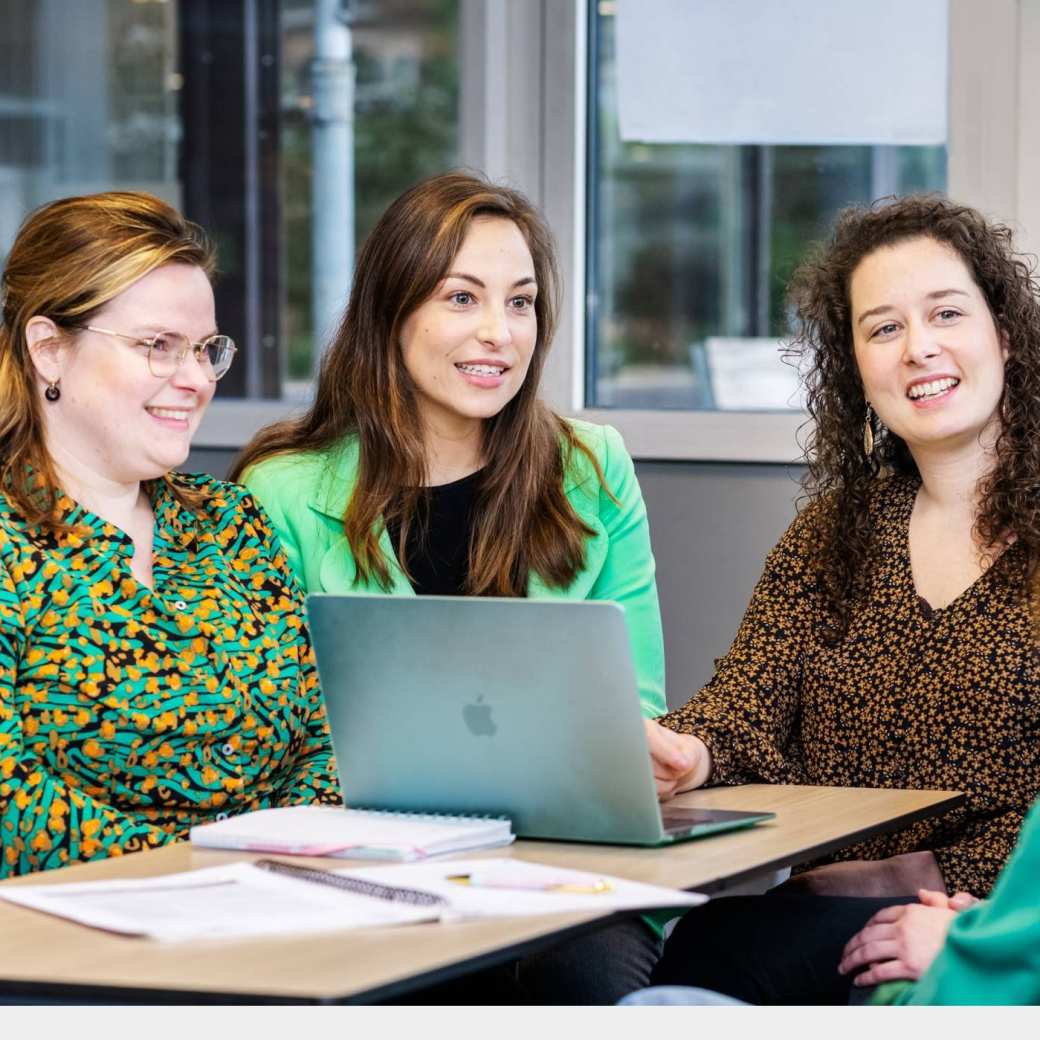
top-left (0, 474), bottom-right (341, 878)
top-left (661, 476), bottom-right (1040, 897)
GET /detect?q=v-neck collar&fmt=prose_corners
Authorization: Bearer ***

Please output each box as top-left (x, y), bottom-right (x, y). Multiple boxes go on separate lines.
top-left (890, 475), bottom-right (1019, 620)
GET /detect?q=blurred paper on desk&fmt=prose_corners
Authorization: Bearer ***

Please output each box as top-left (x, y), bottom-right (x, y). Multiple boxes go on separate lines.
top-left (335, 858), bottom-right (708, 920)
top-left (0, 858), bottom-right (705, 942)
top-left (0, 862), bottom-right (437, 942)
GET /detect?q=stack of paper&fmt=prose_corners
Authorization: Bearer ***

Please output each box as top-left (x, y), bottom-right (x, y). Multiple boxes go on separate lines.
top-left (0, 858), bottom-right (707, 943)
top-left (0, 863), bottom-right (437, 942)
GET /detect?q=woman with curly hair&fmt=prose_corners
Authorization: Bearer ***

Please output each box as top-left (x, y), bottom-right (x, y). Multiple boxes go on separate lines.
top-left (638, 195), bottom-right (1040, 1004)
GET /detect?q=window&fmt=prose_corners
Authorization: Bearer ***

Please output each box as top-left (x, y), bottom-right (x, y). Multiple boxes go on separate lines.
top-left (0, 0), bottom-right (459, 406)
top-left (0, 0), bottom-right (181, 244)
top-left (2, 0), bottom-right (1027, 462)
top-left (586, 1), bottom-right (947, 413)
top-left (280, 0), bottom-right (458, 394)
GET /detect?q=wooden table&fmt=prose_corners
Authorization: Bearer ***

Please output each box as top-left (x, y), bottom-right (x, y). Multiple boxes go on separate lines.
top-left (0, 784), bottom-right (962, 1004)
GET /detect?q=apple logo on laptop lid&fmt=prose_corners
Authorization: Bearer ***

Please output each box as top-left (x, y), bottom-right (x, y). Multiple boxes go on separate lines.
top-left (463, 695), bottom-right (497, 737)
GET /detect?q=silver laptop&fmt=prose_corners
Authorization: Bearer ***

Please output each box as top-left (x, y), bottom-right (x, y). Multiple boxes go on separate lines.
top-left (306, 595), bottom-right (774, 846)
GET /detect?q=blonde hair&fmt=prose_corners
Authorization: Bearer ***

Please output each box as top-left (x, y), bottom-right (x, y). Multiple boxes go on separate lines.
top-left (0, 191), bottom-right (215, 527)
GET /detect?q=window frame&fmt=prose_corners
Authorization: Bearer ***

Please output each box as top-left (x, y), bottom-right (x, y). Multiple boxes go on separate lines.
top-left (197, 0), bottom-right (1024, 462)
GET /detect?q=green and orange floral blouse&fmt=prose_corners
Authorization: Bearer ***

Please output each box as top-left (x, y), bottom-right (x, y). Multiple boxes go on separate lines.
top-left (0, 473), bottom-right (341, 878)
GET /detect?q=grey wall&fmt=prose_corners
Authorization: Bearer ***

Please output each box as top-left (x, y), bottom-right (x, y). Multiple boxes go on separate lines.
top-left (635, 462), bottom-right (802, 707)
top-left (185, 447), bottom-right (236, 479)
top-left (187, 447), bottom-right (803, 710)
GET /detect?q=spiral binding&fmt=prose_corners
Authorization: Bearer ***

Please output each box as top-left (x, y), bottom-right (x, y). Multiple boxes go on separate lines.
top-left (350, 806), bottom-right (509, 823)
top-left (255, 858), bottom-right (448, 907)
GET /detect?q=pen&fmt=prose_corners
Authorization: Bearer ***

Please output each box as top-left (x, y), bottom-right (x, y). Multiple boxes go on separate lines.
top-left (446, 873), bottom-right (613, 894)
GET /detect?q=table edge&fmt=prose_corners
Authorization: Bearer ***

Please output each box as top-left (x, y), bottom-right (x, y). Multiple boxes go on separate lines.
top-left (696, 789), bottom-right (966, 893)
top-left (0, 787), bottom-right (967, 1003)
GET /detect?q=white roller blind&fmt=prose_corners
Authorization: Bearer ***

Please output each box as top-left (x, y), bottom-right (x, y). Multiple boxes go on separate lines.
top-left (616, 0), bottom-right (948, 145)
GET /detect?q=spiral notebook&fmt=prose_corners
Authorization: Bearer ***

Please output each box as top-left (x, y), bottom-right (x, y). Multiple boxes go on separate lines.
top-left (189, 804), bottom-right (514, 861)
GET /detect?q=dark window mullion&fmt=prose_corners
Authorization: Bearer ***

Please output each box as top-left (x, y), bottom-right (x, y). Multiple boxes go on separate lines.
top-left (178, 0), bottom-right (282, 400)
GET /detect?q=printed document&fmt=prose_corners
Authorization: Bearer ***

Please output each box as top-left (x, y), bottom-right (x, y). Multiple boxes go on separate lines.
top-left (0, 857), bottom-right (706, 942)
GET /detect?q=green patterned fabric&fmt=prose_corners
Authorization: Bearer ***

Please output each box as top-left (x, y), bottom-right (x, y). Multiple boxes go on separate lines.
top-left (0, 474), bottom-right (341, 878)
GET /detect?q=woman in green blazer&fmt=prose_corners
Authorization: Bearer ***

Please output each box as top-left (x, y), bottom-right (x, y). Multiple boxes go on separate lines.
top-left (232, 172), bottom-right (668, 1003)
top-left (238, 419), bottom-right (664, 716)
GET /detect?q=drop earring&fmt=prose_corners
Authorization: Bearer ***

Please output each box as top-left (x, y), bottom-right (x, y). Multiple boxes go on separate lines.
top-left (863, 404), bottom-right (875, 456)
top-left (44, 381), bottom-right (61, 402)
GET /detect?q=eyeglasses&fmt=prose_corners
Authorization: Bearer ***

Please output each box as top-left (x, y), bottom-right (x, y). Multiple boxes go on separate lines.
top-left (74, 325), bottom-right (238, 382)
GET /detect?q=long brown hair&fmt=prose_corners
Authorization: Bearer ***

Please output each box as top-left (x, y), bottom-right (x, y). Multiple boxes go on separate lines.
top-left (0, 191), bottom-right (215, 529)
top-left (787, 194), bottom-right (1040, 635)
top-left (232, 171), bottom-right (607, 595)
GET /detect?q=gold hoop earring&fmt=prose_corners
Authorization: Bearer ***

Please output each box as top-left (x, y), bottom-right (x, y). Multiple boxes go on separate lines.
top-left (863, 405), bottom-right (875, 457)
top-left (44, 381), bottom-right (61, 403)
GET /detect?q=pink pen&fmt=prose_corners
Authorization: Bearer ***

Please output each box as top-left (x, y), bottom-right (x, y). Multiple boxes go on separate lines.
top-left (446, 872), bottom-right (612, 894)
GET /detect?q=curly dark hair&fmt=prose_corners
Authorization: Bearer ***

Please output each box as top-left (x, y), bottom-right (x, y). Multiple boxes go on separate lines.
top-left (786, 193), bottom-right (1040, 638)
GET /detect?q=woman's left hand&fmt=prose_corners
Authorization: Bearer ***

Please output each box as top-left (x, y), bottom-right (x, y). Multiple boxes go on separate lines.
top-left (838, 900), bottom-right (959, 986)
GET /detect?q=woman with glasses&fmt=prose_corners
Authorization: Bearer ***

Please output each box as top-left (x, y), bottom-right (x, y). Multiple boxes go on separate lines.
top-left (232, 172), bottom-right (666, 1004)
top-left (0, 192), bottom-right (340, 878)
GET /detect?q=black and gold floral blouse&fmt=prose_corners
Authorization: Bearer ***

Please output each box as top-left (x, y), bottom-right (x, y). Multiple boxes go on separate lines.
top-left (661, 476), bottom-right (1040, 897)
top-left (0, 474), bottom-right (341, 878)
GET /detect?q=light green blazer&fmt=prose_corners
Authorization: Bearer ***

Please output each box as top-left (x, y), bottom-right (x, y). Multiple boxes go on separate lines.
top-left (242, 419), bottom-right (666, 716)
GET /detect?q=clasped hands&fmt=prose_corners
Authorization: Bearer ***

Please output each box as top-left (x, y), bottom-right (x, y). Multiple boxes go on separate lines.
top-left (643, 719), bottom-right (712, 799)
top-left (838, 888), bottom-right (980, 987)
